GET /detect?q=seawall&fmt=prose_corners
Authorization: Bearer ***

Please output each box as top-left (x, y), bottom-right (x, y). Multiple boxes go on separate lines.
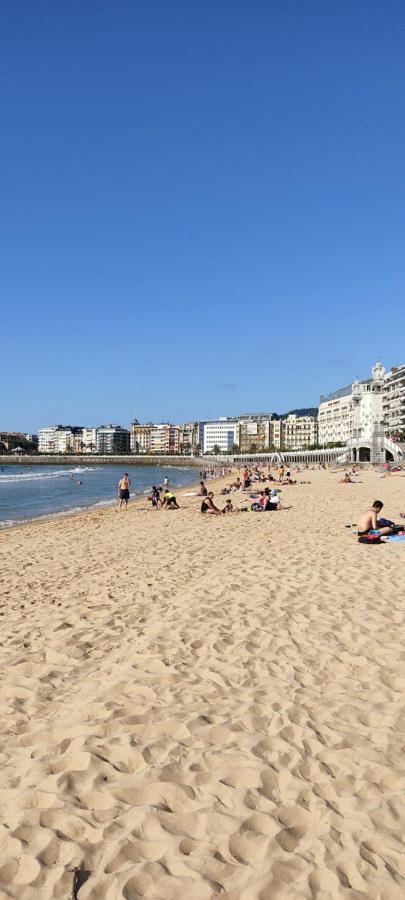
top-left (0, 455), bottom-right (210, 467)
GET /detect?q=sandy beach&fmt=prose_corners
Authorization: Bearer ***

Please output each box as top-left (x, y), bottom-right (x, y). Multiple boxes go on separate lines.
top-left (0, 466), bottom-right (405, 899)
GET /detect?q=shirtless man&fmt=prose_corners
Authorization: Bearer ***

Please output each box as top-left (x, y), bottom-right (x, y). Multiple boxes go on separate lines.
top-left (358, 500), bottom-right (395, 537)
top-left (118, 473), bottom-right (131, 510)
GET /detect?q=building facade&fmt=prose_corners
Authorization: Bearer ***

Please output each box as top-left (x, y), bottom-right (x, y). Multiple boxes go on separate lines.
top-left (283, 414), bottom-right (318, 449)
top-left (81, 427), bottom-right (98, 452)
top-left (96, 425), bottom-right (130, 454)
top-left (317, 361), bottom-right (403, 462)
top-left (318, 386), bottom-right (353, 445)
top-left (238, 418), bottom-right (271, 453)
top-left (198, 418), bottom-right (239, 454)
top-left (131, 421), bottom-right (191, 454)
top-left (38, 426), bottom-right (75, 453)
top-left (383, 365), bottom-right (405, 437)
top-left (149, 424), bottom-right (180, 455)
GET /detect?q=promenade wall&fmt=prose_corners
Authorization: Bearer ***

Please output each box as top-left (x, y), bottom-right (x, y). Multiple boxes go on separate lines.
top-left (0, 455), bottom-right (207, 467)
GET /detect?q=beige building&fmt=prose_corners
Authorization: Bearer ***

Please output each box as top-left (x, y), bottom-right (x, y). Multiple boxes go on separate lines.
top-left (131, 421), bottom-right (183, 454)
top-left (178, 422), bottom-right (198, 454)
top-left (238, 418), bottom-right (271, 453)
top-left (238, 414), bottom-right (317, 452)
top-left (283, 414), bottom-right (318, 449)
top-left (131, 421), bottom-right (153, 454)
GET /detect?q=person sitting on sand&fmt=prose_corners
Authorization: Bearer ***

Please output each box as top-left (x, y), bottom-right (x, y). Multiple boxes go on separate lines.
top-left (118, 473), bottom-right (131, 510)
top-left (199, 481), bottom-right (208, 496)
top-left (264, 488), bottom-right (281, 511)
top-left (232, 477), bottom-right (242, 491)
top-left (222, 498), bottom-right (233, 513)
top-left (340, 473), bottom-right (354, 483)
top-left (251, 491), bottom-right (266, 511)
top-left (162, 490), bottom-right (179, 510)
top-left (201, 492), bottom-right (222, 515)
top-left (358, 501), bottom-right (395, 537)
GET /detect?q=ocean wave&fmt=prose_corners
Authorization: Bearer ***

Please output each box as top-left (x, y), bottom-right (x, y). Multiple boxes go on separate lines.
top-left (0, 467), bottom-right (100, 484)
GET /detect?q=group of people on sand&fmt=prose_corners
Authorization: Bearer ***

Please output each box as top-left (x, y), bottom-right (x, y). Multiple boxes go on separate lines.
top-left (118, 473), bottom-right (180, 512)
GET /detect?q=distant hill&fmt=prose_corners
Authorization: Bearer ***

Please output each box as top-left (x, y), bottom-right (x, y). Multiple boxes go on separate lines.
top-left (281, 407), bottom-right (318, 418)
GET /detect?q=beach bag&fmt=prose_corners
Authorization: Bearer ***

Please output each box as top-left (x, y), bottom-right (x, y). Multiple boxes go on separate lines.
top-left (358, 533), bottom-right (382, 544)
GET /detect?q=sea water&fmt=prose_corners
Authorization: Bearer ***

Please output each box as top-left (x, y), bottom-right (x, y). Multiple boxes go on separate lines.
top-left (0, 464), bottom-right (201, 529)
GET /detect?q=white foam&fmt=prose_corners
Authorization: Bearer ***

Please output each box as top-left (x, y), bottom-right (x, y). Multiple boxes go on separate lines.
top-left (0, 467), bottom-right (100, 484)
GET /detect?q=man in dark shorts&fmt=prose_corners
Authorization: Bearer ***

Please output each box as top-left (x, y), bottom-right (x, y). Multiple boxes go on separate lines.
top-left (118, 473), bottom-right (131, 510)
top-left (358, 500), bottom-right (395, 537)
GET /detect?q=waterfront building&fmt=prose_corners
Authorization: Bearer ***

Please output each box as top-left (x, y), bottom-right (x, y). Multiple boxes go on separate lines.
top-left (283, 414), bottom-right (318, 450)
top-left (81, 427), bottom-right (98, 452)
top-left (131, 420), bottom-right (190, 455)
top-left (318, 386), bottom-right (354, 445)
top-left (198, 418), bottom-right (239, 454)
top-left (178, 422), bottom-right (199, 455)
top-left (96, 425), bottom-right (130, 454)
top-left (149, 424), bottom-right (180, 455)
top-left (238, 418), bottom-right (272, 453)
top-left (383, 365), bottom-right (405, 437)
top-left (317, 361), bottom-right (404, 462)
top-left (318, 362), bottom-right (386, 448)
top-left (131, 420), bottom-right (152, 453)
top-left (38, 426), bottom-right (76, 453)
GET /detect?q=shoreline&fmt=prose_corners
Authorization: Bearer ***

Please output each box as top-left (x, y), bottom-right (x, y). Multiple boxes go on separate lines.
top-left (0, 467), bottom-right (229, 536)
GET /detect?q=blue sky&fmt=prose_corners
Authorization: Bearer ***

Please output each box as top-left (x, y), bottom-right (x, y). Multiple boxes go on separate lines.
top-left (2, 1), bottom-right (404, 432)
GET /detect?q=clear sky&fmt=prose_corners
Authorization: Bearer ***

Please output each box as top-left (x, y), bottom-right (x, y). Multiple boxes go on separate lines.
top-left (2, 1), bottom-right (404, 432)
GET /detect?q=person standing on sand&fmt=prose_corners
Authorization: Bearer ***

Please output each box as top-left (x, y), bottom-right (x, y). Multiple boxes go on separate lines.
top-left (118, 473), bottom-right (131, 510)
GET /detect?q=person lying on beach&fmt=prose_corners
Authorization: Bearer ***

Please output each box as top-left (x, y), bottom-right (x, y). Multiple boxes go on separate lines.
top-left (222, 498), bottom-right (233, 513)
top-left (201, 492), bottom-right (223, 515)
top-left (358, 501), bottom-right (395, 537)
top-left (162, 490), bottom-right (179, 510)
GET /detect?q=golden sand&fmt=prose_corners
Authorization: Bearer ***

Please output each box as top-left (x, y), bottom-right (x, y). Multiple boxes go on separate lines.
top-left (0, 467), bottom-right (404, 899)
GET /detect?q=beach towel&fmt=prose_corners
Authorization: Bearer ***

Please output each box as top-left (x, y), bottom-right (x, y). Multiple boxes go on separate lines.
top-left (387, 534), bottom-right (405, 542)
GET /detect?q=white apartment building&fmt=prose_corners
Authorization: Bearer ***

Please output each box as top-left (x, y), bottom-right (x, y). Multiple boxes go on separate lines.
top-left (81, 427), bottom-right (98, 452)
top-left (318, 362), bottom-right (386, 447)
top-left (383, 365), bottom-right (405, 435)
top-left (38, 426), bottom-right (76, 453)
top-left (38, 425), bottom-right (98, 453)
top-left (198, 418), bottom-right (239, 454)
top-left (318, 386), bottom-right (354, 445)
